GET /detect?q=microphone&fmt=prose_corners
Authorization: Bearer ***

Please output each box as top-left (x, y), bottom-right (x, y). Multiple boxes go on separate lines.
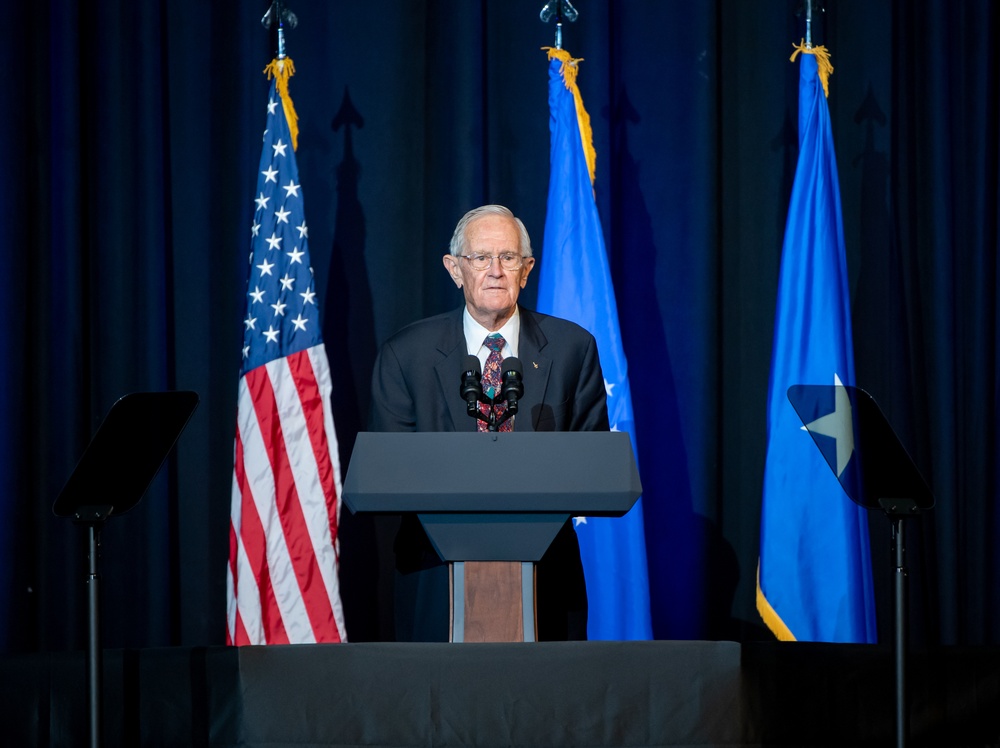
top-left (460, 355), bottom-right (483, 416)
top-left (500, 357), bottom-right (524, 415)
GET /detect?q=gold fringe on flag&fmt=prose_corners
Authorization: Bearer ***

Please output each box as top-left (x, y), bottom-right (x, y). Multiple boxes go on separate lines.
top-left (790, 41), bottom-right (834, 98)
top-left (543, 47), bottom-right (597, 186)
top-left (755, 563), bottom-right (797, 641)
top-left (264, 57), bottom-right (300, 151)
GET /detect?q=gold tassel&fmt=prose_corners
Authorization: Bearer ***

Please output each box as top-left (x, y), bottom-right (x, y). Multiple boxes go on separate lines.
top-left (543, 47), bottom-right (597, 186)
top-left (790, 41), bottom-right (834, 98)
top-left (263, 57), bottom-right (300, 151)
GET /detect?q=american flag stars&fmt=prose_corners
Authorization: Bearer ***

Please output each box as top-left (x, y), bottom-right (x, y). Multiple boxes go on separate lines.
top-left (240, 97), bottom-right (321, 372)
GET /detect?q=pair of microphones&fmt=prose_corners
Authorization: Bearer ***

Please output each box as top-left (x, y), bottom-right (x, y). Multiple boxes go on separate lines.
top-left (460, 355), bottom-right (524, 431)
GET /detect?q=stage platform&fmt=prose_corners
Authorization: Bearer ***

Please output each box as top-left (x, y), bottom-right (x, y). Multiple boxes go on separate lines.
top-left (2, 641), bottom-right (998, 746)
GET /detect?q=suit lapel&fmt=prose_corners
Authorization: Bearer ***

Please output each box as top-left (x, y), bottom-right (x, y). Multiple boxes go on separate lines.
top-left (516, 309), bottom-right (551, 432)
top-left (433, 308), bottom-right (475, 431)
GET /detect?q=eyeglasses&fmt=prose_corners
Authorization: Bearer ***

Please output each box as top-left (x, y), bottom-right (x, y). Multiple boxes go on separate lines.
top-left (459, 252), bottom-right (525, 271)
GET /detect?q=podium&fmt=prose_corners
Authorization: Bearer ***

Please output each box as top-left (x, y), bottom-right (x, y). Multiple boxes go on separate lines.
top-left (342, 431), bottom-right (641, 642)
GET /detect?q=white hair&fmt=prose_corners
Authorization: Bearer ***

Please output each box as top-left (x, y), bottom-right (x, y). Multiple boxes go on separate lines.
top-left (448, 205), bottom-right (533, 258)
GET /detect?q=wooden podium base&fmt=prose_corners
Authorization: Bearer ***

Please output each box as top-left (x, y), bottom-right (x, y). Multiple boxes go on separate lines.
top-left (450, 561), bottom-right (536, 642)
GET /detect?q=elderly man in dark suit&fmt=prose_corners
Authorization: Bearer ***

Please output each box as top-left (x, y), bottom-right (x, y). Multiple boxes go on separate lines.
top-left (369, 204), bottom-right (609, 641)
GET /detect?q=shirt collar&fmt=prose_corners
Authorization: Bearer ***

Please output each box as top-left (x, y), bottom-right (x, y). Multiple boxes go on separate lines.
top-left (463, 306), bottom-right (520, 358)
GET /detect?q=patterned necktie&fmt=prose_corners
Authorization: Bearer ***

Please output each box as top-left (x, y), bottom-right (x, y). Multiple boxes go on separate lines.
top-left (479, 334), bottom-right (512, 432)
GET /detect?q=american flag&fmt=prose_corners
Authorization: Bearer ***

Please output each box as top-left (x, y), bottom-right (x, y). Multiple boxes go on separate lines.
top-left (227, 61), bottom-right (347, 645)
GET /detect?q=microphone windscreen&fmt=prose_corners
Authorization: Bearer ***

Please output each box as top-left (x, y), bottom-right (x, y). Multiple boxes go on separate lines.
top-left (462, 354), bottom-right (482, 377)
top-left (460, 354), bottom-right (484, 407)
top-left (501, 357), bottom-right (523, 377)
top-left (501, 357), bottom-right (524, 401)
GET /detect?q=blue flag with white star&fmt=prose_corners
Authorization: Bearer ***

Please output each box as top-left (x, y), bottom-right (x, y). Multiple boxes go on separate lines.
top-left (537, 48), bottom-right (652, 640)
top-left (756, 47), bottom-right (877, 643)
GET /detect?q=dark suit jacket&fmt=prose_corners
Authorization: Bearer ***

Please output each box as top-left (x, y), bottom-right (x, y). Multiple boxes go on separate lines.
top-left (370, 305), bottom-right (609, 434)
top-left (368, 305), bottom-right (609, 641)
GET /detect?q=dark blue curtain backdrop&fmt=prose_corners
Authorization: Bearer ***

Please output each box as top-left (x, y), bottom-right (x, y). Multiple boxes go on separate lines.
top-left (1, 0), bottom-right (996, 651)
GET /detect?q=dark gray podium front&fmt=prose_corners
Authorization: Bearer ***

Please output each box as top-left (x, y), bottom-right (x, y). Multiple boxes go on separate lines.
top-left (342, 432), bottom-right (641, 642)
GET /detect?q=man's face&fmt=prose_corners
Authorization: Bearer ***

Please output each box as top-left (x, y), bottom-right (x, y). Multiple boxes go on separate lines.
top-left (443, 214), bottom-right (535, 330)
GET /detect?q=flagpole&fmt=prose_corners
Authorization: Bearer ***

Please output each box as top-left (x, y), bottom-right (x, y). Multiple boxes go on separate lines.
top-left (262, 0), bottom-right (298, 60)
top-left (539, 0), bottom-right (578, 50)
top-left (805, 0), bottom-right (813, 48)
top-left (800, 0), bottom-right (825, 49)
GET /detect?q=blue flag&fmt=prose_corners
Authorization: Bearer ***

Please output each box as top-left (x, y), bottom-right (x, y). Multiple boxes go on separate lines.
top-left (537, 48), bottom-right (652, 640)
top-left (756, 47), bottom-right (877, 643)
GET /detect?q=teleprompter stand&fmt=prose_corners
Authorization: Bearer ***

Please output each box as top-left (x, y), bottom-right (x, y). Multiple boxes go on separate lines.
top-left (342, 432), bottom-right (641, 642)
top-left (52, 391), bottom-right (199, 748)
top-left (788, 385), bottom-right (934, 748)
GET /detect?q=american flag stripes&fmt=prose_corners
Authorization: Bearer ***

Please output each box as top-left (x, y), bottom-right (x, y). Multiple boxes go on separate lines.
top-left (227, 60), bottom-right (347, 645)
